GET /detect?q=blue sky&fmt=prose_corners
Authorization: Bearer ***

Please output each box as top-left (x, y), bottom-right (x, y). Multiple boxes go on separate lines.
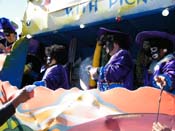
top-left (0, 0), bottom-right (28, 33)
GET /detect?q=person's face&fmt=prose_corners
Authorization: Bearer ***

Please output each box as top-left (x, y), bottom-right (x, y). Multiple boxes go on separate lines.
top-left (5, 32), bottom-right (16, 43)
top-left (150, 46), bottom-right (159, 60)
top-left (104, 42), bottom-right (119, 56)
top-left (103, 42), bottom-right (110, 54)
top-left (142, 40), bottom-right (160, 60)
top-left (100, 34), bottom-right (121, 56)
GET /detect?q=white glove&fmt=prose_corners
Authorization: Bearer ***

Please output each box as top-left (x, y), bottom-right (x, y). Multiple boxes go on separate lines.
top-left (25, 85), bottom-right (37, 92)
top-left (154, 75), bottom-right (166, 89)
top-left (89, 67), bottom-right (99, 80)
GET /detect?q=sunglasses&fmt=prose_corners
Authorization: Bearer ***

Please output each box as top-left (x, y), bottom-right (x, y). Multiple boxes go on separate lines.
top-left (4, 31), bottom-right (16, 37)
top-left (4, 32), bottom-right (10, 36)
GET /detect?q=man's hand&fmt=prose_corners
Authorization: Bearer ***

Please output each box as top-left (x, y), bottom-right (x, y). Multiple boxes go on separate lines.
top-left (154, 75), bottom-right (166, 89)
top-left (152, 122), bottom-right (172, 131)
top-left (12, 88), bottom-right (34, 108)
top-left (89, 67), bottom-right (99, 80)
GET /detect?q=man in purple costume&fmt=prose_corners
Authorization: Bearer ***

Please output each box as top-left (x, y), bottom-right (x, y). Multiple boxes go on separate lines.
top-left (136, 31), bottom-right (175, 94)
top-left (33, 44), bottom-right (70, 90)
top-left (89, 27), bottom-right (134, 91)
top-left (0, 17), bottom-right (17, 53)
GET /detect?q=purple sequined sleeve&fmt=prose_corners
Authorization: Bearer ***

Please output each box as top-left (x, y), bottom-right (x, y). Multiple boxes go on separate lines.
top-left (99, 49), bottom-right (134, 90)
top-left (42, 65), bottom-right (69, 90)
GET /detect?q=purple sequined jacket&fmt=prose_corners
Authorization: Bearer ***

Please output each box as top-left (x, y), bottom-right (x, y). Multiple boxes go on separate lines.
top-left (42, 64), bottom-right (69, 90)
top-left (98, 49), bottom-right (134, 91)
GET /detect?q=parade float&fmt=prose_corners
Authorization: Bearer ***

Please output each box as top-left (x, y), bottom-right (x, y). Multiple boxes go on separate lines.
top-left (0, 0), bottom-right (175, 130)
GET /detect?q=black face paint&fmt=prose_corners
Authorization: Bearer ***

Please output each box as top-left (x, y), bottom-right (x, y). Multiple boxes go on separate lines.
top-left (46, 56), bottom-right (51, 64)
top-left (105, 41), bottom-right (114, 54)
top-left (143, 40), bottom-right (160, 60)
top-left (99, 34), bottom-right (115, 54)
top-left (150, 46), bottom-right (159, 60)
top-left (142, 41), bottom-right (151, 57)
